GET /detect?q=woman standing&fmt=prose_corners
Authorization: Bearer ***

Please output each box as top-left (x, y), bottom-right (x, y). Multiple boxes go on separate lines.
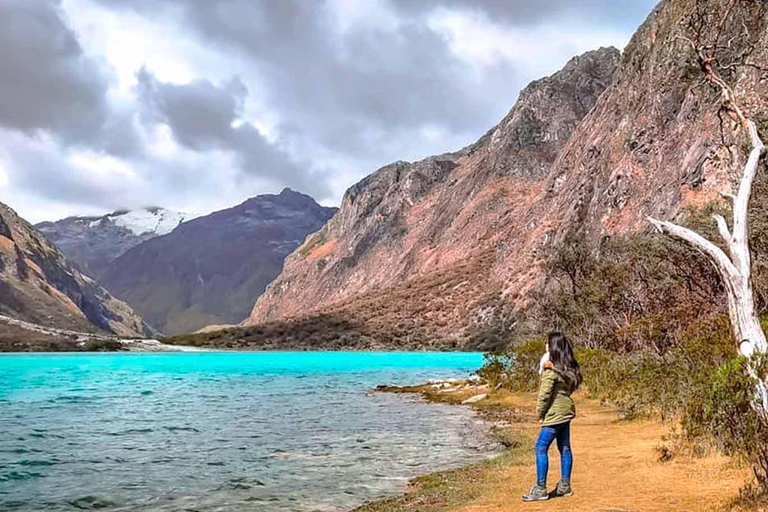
top-left (522, 332), bottom-right (582, 502)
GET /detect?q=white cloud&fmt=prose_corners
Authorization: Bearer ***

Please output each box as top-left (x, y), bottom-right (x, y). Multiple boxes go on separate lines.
top-left (428, 8), bottom-right (629, 78)
top-left (62, 0), bottom-right (199, 91)
top-left (68, 151), bottom-right (138, 179)
top-left (0, 162), bottom-right (8, 188)
top-left (0, 0), bottom-right (656, 223)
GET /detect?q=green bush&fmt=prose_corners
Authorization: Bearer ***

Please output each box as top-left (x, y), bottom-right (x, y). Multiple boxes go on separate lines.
top-left (533, 229), bottom-right (723, 353)
top-left (684, 354), bottom-right (768, 487)
top-left (476, 338), bottom-right (545, 392)
top-left (480, 312), bottom-right (768, 491)
top-left (475, 354), bottom-right (509, 389)
top-left (480, 170), bottom-right (768, 496)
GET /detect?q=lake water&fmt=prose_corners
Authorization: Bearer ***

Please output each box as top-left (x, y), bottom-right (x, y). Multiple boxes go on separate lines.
top-left (0, 352), bottom-right (495, 512)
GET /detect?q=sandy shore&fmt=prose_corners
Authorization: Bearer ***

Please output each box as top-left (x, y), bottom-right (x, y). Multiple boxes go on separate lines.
top-left (355, 380), bottom-right (751, 512)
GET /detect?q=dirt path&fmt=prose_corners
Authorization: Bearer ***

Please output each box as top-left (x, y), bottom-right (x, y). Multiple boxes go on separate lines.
top-left (456, 393), bottom-right (747, 512)
top-left (358, 389), bottom-right (750, 512)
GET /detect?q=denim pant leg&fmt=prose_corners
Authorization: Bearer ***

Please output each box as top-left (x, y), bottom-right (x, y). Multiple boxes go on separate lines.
top-left (555, 422), bottom-right (573, 481)
top-left (534, 426), bottom-right (558, 486)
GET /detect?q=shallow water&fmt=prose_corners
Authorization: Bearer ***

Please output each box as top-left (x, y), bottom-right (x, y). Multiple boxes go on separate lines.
top-left (0, 351), bottom-right (495, 512)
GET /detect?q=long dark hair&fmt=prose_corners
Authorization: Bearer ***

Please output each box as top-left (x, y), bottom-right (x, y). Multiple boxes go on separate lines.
top-left (547, 331), bottom-right (582, 390)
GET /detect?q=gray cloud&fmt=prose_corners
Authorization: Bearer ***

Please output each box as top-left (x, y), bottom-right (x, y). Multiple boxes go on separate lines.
top-left (136, 68), bottom-right (330, 198)
top-left (92, 0), bottom-right (524, 162)
top-left (89, 0), bottom-right (659, 177)
top-left (0, 0), bottom-right (331, 219)
top-left (1, 129), bottom-right (137, 210)
top-left (1, 0), bottom-right (658, 223)
top-left (0, 0), bottom-right (142, 154)
top-left (136, 69), bottom-right (247, 150)
top-left (389, 0), bottom-right (659, 31)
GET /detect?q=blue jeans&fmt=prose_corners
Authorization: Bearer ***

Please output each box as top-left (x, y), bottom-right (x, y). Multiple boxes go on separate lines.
top-left (534, 421), bottom-right (572, 487)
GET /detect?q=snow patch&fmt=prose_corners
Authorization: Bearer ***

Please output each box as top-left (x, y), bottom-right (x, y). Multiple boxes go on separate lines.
top-left (111, 208), bottom-right (188, 236)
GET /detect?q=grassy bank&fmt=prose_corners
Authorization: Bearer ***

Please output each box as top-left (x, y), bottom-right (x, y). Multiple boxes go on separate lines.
top-left (356, 384), bottom-right (749, 512)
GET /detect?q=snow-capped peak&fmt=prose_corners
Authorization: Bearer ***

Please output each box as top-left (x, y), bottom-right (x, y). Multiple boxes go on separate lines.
top-left (110, 208), bottom-right (188, 236)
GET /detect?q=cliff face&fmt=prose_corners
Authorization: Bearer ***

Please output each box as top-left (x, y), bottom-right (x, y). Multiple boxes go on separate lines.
top-left (248, 48), bottom-right (621, 328)
top-left (36, 208), bottom-right (188, 279)
top-left (0, 201), bottom-right (153, 339)
top-left (243, 0), bottom-right (768, 351)
top-left (101, 189), bottom-right (337, 335)
top-left (531, 0), bottom-right (768, 241)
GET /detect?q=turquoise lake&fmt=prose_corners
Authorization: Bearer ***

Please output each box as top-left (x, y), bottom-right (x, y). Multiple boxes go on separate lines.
top-left (0, 351), bottom-right (493, 511)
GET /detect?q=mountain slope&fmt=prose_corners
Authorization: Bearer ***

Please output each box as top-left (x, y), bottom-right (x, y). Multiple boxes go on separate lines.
top-left (0, 201), bottom-right (153, 342)
top-left (36, 207), bottom-right (189, 279)
top-left (245, 48), bottom-right (620, 340)
top-left (101, 189), bottom-right (337, 335)
top-left (241, 0), bottom-right (768, 351)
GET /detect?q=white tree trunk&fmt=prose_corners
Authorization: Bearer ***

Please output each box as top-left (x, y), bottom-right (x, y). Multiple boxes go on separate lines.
top-left (648, 90), bottom-right (768, 417)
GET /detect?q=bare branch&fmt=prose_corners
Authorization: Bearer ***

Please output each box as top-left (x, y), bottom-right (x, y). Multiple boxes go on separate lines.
top-left (663, 0), bottom-right (768, 421)
top-left (713, 214), bottom-right (734, 250)
top-left (732, 119), bottom-right (766, 248)
top-left (713, 0), bottom-right (738, 49)
top-left (717, 108), bottom-right (734, 148)
top-left (674, 35), bottom-right (698, 52)
top-left (647, 217), bottom-right (739, 278)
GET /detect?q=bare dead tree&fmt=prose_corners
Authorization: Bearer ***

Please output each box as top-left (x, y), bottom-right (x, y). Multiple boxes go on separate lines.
top-left (647, 0), bottom-right (768, 416)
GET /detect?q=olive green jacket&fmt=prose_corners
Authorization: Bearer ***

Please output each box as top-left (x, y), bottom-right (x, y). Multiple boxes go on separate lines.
top-left (536, 369), bottom-right (576, 427)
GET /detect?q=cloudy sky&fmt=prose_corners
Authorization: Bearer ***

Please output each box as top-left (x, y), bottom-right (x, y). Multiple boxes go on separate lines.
top-left (1, 0), bottom-right (658, 223)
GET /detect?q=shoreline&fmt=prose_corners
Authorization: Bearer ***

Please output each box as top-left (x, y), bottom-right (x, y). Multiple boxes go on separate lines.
top-left (350, 379), bottom-right (535, 512)
top-left (354, 380), bottom-right (751, 512)
top-left (1, 342), bottom-right (488, 354)
top-left (0, 314), bottom-right (204, 353)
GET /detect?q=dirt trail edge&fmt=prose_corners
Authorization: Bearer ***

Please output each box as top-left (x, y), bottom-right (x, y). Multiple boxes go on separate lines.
top-left (355, 384), bottom-right (749, 512)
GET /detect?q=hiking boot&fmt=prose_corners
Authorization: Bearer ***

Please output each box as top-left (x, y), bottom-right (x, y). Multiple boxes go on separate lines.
top-left (554, 480), bottom-right (573, 497)
top-left (521, 484), bottom-right (549, 502)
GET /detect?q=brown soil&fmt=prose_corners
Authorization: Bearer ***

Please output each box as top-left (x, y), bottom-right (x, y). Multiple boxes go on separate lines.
top-left (364, 387), bottom-right (750, 512)
top-left (462, 396), bottom-right (745, 512)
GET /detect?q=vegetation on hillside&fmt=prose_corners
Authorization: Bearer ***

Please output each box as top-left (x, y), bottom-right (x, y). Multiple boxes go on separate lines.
top-left (0, 322), bottom-right (126, 352)
top-left (164, 253), bottom-right (513, 351)
top-left (478, 171), bottom-right (768, 501)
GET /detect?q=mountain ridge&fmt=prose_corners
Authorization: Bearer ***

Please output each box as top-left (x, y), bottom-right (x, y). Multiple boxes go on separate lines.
top-left (0, 200), bottom-right (154, 349)
top-left (246, 47), bottom-right (622, 336)
top-left (101, 188), bottom-right (337, 335)
top-left (36, 207), bottom-right (190, 279)
top-left (229, 0), bottom-right (768, 351)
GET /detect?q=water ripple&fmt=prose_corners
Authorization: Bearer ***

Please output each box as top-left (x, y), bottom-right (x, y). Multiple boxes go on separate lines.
top-left (0, 352), bottom-right (494, 512)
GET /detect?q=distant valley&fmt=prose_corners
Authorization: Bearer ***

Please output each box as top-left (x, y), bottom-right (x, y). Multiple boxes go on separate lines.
top-left (37, 189), bottom-right (337, 336)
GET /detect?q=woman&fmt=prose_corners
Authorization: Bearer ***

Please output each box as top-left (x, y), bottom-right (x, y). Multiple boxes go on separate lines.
top-left (522, 331), bottom-right (582, 502)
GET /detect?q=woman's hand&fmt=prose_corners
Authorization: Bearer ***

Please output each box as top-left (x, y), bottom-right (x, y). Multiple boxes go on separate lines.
top-left (543, 360), bottom-right (555, 371)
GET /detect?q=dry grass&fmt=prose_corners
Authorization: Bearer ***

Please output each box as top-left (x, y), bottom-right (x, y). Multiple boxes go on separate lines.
top-left (355, 390), bottom-right (750, 512)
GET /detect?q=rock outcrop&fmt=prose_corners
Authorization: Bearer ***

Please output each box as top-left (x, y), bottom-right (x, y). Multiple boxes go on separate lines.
top-left (101, 189), bottom-right (337, 335)
top-left (36, 207), bottom-right (188, 279)
top-left (0, 201), bottom-right (154, 341)
top-left (244, 48), bottom-right (620, 346)
top-left (243, 0), bottom-right (768, 351)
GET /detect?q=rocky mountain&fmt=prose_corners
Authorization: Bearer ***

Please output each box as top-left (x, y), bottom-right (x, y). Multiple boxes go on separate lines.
top-left (100, 189), bottom-right (337, 335)
top-left (234, 0), bottom-right (768, 351)
top-left (36, 207), bottom-right (188, 279)
top-left (0, 201), bottom-right (154, 349)
top-left (242, 47), bottom-right (620, 346)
